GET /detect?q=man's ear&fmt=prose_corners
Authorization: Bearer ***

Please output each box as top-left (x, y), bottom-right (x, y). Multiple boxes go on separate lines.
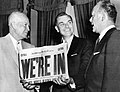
top-left (101, 13), bottom-right (105, 21)
top-left (100, 11), bottom-right (106, 21)
top-left (11, 22), bottom-right (16, 30)
top-left (55, 26), bottom-right (59, 32)
top-left (98, 13), bottom-right (103, 21)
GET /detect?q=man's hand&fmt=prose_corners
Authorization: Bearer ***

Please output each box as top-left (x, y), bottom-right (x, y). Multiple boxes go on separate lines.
top-left (53, 75), bottom-right (71, 85)
top-left (20, 79), bottom-right (36, 90)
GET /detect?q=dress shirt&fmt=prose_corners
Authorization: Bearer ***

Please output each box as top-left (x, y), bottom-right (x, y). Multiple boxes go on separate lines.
top-left (9, 33), bottom-right (22, 53)
top-left (17, 41), bottom-right (22, 52)
top-left (62, 35), bottom-right (74, 52)
top-left (99, 25), bottom-right (115, 41)
top-left (62, 35), bottom-right (76, 88)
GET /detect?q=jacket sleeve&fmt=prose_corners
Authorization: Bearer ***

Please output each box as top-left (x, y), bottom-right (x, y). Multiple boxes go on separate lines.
top-left (101, 32), bottom-right (120, 92)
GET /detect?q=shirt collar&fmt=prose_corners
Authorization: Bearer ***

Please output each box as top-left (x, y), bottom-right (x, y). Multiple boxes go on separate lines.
top-left (62, 35), bottom-right (73, 43)
top-left (99, 25), bottom-right (115, 41)
top-left (9, 33), bottom-right (21, 51)
top-left (62, 35), bottom-right (74, 50)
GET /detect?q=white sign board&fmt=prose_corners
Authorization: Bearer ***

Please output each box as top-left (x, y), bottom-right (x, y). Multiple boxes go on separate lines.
top-left (19, 43), bottom-right (69, 84)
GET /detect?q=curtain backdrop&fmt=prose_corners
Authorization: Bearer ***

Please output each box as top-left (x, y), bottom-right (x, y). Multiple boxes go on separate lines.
top-left (70, 0), bottom-right (94, 5)
top-left (73, 0), bottom-right (100, 43)
top-left (0, 0), bottom-right (24, 37)
top-left (0, 15), bottom-right (9, 37)
top-left (37, 8), bottom-right (66, 47)
top-left (31, 0), bottom-right (67, 47)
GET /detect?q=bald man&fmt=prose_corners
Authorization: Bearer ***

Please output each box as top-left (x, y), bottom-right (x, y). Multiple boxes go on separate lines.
top-left (0, 11), bottom-right (35, 92)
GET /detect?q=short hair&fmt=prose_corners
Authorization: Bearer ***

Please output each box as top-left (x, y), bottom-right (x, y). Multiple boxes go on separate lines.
top-left (54, 12), bottom-right (73, 26)
top-left (8, 11), bottom-right (28, 25)
top-left (98, 0), bottom-right (117, 23)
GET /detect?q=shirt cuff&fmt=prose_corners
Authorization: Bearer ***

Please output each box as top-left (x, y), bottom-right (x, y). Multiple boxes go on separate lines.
top-left (69, 77), bottom-right (76, 89)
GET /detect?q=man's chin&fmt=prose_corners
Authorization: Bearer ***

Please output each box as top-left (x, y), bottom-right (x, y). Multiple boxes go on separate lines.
top-left (92, 28), bottom-right (97, 33)
top-left (22, 35), bottom-right (28, 39)
top-left (92, 29), bottom-right (96, 32)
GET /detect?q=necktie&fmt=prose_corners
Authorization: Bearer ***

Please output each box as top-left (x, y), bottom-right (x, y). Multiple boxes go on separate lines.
top-left (96, 38), bottom-right (100, 46)
top-left (65, 40), bottom-right (68, 53)
top-left (16, 41), bottom-right (22, 53)
top-left (94, 38), bottom-right (100, 50)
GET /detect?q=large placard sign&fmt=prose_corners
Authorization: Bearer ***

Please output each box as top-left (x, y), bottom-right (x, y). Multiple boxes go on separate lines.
top-left (19, 43), bottom-right (69, 84)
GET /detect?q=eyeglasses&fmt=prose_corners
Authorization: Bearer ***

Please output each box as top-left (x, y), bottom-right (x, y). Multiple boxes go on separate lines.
top-left (58, 20), bottom-right (73, 28)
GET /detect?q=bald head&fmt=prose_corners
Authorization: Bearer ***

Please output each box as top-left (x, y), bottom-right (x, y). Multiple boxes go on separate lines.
top-left (95, 0), bottom-right (117, 23)
top-left (8, 11), bottom-right (30, 41)
top-left (8, 11), bottom-right (29, 26)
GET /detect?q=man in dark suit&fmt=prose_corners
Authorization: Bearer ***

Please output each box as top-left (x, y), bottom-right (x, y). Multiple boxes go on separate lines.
top-left (0, 11), bottom-right (36, 92)
top-left (51, 12), bottom-right (93, 92)
top-left (85, 0), bottom-right (120, 92)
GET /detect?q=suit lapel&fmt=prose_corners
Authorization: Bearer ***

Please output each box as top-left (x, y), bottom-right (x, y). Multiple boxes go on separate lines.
top-left (85, 28), bottom-right (116, 78)
top-left (95, 27), bottom-right (116, 52)
top-left (67, 36), bottom-right (79, 56)
top-left (4, 35), bottom-right (18, 66)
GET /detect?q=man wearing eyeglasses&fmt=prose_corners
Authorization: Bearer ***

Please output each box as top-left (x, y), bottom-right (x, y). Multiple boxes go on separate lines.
top-left (51, 12), bottom-right (93, 92)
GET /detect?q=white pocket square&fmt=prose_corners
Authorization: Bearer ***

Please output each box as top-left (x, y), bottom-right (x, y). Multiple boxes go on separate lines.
top-left (71, 53), bottom-right (77, 56)
top-left (93, 52), bottom-right (100, 55)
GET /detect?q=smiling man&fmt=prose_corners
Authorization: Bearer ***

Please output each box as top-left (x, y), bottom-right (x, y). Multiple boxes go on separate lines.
top-left (0, 11), bottom-right (35, 92)
top-left (51, 12), bottom-right (93, 92)
top-left (84, 0), bottom-right (120, 92)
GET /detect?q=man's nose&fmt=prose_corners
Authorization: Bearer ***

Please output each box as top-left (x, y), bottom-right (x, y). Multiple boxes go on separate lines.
top-left (89, 17), bottom-right (92, 22)
top-left (26, 25), bottom-right (30, 31)
top-left (89, 17), bottom-right (94, 25)
top-left (65, 23), bottom-right (69, 28)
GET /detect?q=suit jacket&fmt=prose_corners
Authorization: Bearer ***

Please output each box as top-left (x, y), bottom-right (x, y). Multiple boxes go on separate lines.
top-left (52, 36), bottom-right (93, 92)
top-left (85, 28), bottom-right (120, 92)
top-left (0, 34), bottom-right (34, 92)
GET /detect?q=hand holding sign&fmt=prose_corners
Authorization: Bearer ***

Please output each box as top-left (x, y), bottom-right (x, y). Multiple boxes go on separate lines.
top-left (53, 75), bottom-right (70, 85)
top-left (20, 79), bottom-right (37, 90)
top-left (19, 43), bottom-right (69, 84)
top-left (53, 75), bottom-right (76, 89)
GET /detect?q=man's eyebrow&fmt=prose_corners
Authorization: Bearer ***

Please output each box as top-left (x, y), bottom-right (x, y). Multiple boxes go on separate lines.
top-left (58, 20), bottom-right (72, 23)
top-left (68, 20), bottom-right (72, 22)
top-left (58, 22), bottom-right (64, 24)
